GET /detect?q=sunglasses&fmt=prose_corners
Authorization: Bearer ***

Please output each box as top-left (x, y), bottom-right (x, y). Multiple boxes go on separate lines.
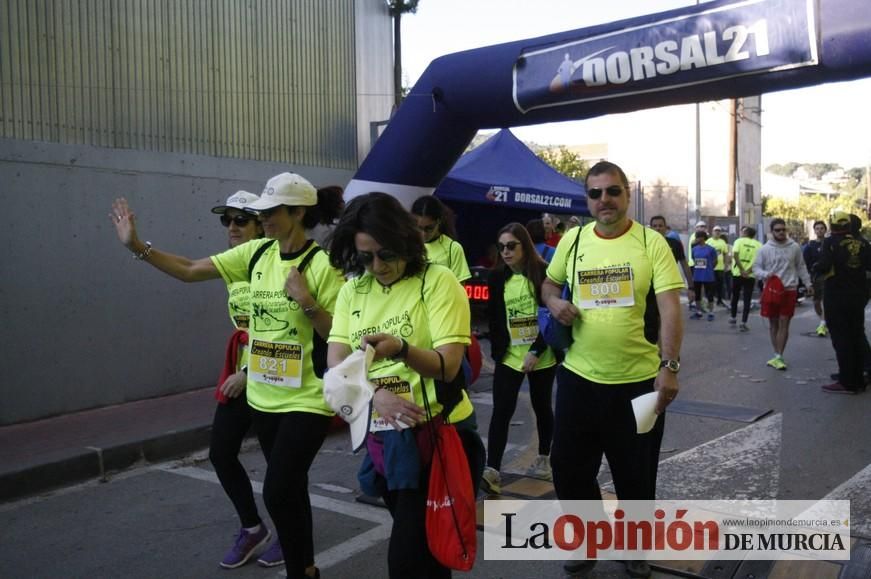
top-left (220, 214), bottom-right (254, 227)
top-left (587, 185), bottom-right (624, 200)
top-left (497, 241), bottom-right (520, 252)
top-left (357, 249), bottom-right (401, 265)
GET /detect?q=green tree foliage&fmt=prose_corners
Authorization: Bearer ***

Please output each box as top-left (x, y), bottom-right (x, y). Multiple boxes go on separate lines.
top-left (762, 190), bottom-right (865, 223)
top-left (802, 163), bottom-right (841, 180)
top-left (536, 146), bottom-right (590, 182)
top-left (765, 162), bottom-right (801, 176)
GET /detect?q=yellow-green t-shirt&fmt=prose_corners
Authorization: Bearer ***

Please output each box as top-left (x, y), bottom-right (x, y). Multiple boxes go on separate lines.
top-left (211, 239), bottom-right (345, 414)
top-left (731, 237), bottom-right (762, 277)
top-left (502, 273), bottom-right (556, 372)
top-left (425, 234), bottom-right (472, 282)
top-left (706, 237), bottom-right (728, 271)
top-left (329, 264), bottom-right (471, 425)
top-left (545, 222), bottom-right (684, 384)
top-left (226, 280), bottom-right (252, 370)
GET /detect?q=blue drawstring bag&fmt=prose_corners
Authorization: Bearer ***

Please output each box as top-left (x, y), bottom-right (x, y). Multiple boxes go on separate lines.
top-left (537, 232), bottom-right (581, 353)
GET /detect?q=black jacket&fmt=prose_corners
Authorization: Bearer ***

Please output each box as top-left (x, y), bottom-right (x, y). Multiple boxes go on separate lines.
top-left (487, 266), bottom-right (549, 364)
top-left (814, 231), bottom-right (871, 294)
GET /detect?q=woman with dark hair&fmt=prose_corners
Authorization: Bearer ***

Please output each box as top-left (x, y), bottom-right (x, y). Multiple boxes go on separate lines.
top-left (482, 223), bottom-right (556, 495)
top-left (327, 192), bottom-right (472, 579)
top-left (410, 195), bottom-right (472, 282)
top-left (525, 218), bottom-right (555, 263)
top-left (306, 185), bottom-right (345, 247)
top-left (111, 172), bottom-right (345, 579)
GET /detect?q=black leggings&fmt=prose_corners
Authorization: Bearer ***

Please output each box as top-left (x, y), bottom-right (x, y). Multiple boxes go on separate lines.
top-left (383, 487), bottom-right (451, 579)
top-left (730, 277), bottom-right (756, 322)
top-left (693, 281), bottom-right (715, 305)
top-left (253, 410), bottom-right (330, 578)
top-left (209, 395), bottom-right (260, 528)
top-left (487, 363), bottom-right (556, 471)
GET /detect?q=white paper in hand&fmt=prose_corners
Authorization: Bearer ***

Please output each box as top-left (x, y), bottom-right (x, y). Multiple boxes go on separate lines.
top-left (631, 392), bottom-right (659, 434)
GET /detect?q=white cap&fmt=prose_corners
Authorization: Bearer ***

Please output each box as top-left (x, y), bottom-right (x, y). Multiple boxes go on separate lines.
top-left (323, 346), bottom-right (376, 452)
top-left (695, 220), bottom-right (708, 228)
top-left (211, 191), bottom-right (260, 214)
top-left (246, 172), bottom-right (317, 211)
top-left (712, 225), bottom-right (723, 232)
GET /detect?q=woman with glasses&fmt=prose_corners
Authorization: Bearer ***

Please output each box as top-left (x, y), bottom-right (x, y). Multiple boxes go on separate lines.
top-left (410, 195), bottom-right (472, 282)
top-left (111, 173), bottom-right (345, 579)
top-left (327, 192), bottom-right (471, 579)
top-left (482, 223), bottom-right (556, 495)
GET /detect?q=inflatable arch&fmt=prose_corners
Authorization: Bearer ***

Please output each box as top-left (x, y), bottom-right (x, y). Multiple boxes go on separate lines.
top-left (346, 0), bottom-right (871, 207)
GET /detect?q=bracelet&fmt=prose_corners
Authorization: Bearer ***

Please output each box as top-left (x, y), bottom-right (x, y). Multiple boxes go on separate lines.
top-left (391, 337), bottom-right (409, 361)
top-left (302, 303), bottom-right (320, 318)
top-left (132, 241), bottom-right (153, 260)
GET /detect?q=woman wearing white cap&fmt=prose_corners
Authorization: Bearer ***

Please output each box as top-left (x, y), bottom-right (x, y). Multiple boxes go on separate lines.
top-left (110, 172), bottom-right (345, 579)
top-left (327, 192), bottom-right (472, 579)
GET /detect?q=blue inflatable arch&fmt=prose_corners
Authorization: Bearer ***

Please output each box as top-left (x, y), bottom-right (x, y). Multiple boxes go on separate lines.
top-left (346, 0), bottom-right (871, 207)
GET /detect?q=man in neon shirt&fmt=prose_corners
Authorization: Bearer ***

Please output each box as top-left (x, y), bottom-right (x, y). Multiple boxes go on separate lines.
top-left (730, 226), bottom-right (763, 331)
top-left (708, 225), bottom-right (729, 308)
top-left (542, 161), bottom-right (684, 579)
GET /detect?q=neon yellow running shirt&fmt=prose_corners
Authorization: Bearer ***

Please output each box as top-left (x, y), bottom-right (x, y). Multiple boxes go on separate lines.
top-left (425, 234), bottom-right (472, 282)
top-left (501, 273), bottom-right (556, 372)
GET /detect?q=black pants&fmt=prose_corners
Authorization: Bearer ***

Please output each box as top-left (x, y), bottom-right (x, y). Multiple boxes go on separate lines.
top-left (487, 363), bottom-right (555, 470)
top-left (454, 411), bottom-right (486, 499)
top-left (253, 410), bottom-right (330, 578)
top-left (714, 270), bottom-right (725, 303)
top-left (551, 367), bottom-right (664, 501)
top-left (383, 487), bottom-right (451, 579)
top-left (693, 281), bottom-right (715, 305)
top-left (730, 277), bottom-right (756, 322)
top-left (209, 395), bottom-right (260, 528)
top-left (824, 289), bottom-right (867, 390)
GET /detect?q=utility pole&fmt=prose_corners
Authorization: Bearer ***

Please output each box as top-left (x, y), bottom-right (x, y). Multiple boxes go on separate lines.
top-left (727, 99), bottom-right (738, 216)
top-left (694, 0), bottom-right (702, 225)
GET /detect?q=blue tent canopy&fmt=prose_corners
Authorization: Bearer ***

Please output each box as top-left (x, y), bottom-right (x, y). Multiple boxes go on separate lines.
top-left (434, 129), bottom-right (589, 266)
top-left (434, 129), bottom-right (589, 215)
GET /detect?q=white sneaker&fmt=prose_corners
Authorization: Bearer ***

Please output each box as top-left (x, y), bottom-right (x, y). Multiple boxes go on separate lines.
top-left (481, 467), bottom-right (501, 495)
top-left (528, 455), bottom-right (553, 481)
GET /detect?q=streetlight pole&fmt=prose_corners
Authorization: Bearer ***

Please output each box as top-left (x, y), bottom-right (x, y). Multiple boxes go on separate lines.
top-left (694, 0), bottom-right (702, 225)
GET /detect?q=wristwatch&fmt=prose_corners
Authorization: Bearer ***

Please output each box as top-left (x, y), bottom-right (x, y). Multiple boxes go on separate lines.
top-left (660, 359), bottom-right (681, 373)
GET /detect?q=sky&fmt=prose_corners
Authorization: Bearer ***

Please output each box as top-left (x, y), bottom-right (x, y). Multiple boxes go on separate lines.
top-left (401, 0), bottom-right (871, 170)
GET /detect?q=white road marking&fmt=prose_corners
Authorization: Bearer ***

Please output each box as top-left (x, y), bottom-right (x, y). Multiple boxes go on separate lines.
top-left (821, 462), bottom-right (871, 538)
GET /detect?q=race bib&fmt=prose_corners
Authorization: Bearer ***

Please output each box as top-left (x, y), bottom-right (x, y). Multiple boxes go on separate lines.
top-left (508, 315), bottom-right (539, 345)
top-left (577, 265), bottom-right (635, 308)
top-left (694, 258), bottom-right (708, 269)
top-left (370, 375), bottom-right (414, 432)
top-left (248, 339), bottom-right (303, 388)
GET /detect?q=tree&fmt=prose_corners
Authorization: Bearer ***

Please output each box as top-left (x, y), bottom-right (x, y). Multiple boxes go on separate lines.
top-left (765, 162), bottom-right (801, 177)
top-left (762, 190), bottom-right (865, 224)
top-left (388, 0), bottom-right (420, 109)
top-left (536, 146), bottom-right (589, 182)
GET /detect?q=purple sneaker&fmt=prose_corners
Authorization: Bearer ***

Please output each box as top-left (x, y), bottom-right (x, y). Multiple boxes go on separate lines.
top-left (257, 539), bottom-right (285, 567)
top-left (219, 526), bottom-right (270, 569)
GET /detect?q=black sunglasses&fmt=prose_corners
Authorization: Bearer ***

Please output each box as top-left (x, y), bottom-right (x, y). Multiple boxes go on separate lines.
top-left (497, 241), bottom-right (520, 252)
top-left (357, 249), bottom-right (401, 265)
top-left (587, 185), bottom-right (624, 200)
top-left (220, 214), bottom-right (254, 227)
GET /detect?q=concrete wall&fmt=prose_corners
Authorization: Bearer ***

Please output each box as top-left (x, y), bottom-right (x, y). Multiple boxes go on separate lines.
top-left (0, 139), bottom-right (354, 425)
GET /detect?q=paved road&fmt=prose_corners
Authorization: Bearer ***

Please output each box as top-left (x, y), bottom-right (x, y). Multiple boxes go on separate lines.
top-left (1, 301), bottom-right (869, 578)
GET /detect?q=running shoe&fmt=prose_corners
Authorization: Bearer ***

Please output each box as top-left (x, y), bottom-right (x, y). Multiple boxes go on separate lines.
top-left (256, 539), bottom-right (284, 568)
top-left (220, 526), bottom-right (270, 569)
top-left (707, 313), bottom-right (715, 322)
top-left (739, 323), bottom-right (749, 332)
top-left (766, 356), bottom-right (787, 371)
top-left (822, 382), bottom-right (856, 395)
top-left (728, 317), bottom-right (737, 325)
top-left (563, 560), bottom-right (597, 578)
top-left (527, 455), bottom-right (552, 481)
top-left (482, 467), bottom-right (502, 495)
top-left (690, 311), bottom-right (703, 320)
top-left (816, 323), bottom-right (829, 337)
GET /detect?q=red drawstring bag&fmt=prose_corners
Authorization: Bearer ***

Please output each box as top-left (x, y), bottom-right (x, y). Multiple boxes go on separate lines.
top-left (425, 421), bottom-right (477, 571)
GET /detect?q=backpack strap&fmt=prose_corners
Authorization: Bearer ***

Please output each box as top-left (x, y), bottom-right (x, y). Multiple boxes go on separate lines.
top-left (296, 245), bottom-right (322, 273)
top-left (247, 239), bottom-right (277, 281)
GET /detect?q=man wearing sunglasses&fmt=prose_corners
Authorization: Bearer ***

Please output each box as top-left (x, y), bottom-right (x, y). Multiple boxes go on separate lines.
top-left (542, 161), bottom-right (684, 579)
top-left (752, 218), bottom-right (813, 371)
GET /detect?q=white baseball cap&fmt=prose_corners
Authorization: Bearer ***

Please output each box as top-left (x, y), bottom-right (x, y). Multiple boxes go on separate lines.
top-left (246, 172), bottom-right (317, 211)
top-left (712, 225), bottom-right (723, 232)
top-left (323, 346), bottom-right (377, 452)
top-left (211, 190), bottom-right (260, 214)
top-left (695, 220), bottom-right (708, 228)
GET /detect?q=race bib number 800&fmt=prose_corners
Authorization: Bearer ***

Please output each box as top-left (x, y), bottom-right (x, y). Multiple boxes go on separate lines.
top-left (577, 265), bottom-right (635, 308)
top-left (249, 339), bottom-right (303, 388)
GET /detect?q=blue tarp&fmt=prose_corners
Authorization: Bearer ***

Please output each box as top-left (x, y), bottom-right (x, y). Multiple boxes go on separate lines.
top-left (434, 129), bottom-right (589, 266)
top-left (434, 129), bottom-right (589, 215)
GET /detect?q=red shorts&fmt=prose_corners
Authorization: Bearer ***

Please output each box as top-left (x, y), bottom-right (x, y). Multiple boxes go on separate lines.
top-left (761, 289), bottom-right (797, 319)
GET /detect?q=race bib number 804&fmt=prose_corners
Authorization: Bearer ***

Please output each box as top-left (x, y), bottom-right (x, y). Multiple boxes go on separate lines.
top-left (249, 339), bottom-right (303, 388)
